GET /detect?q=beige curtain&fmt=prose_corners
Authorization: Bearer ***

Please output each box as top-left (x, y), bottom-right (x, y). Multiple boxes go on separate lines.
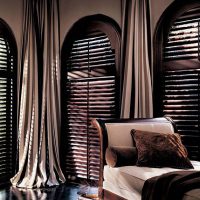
top-left (120, 0), bottom-right (153, 118)
top-left (11, 0), bottom-right (65, 188)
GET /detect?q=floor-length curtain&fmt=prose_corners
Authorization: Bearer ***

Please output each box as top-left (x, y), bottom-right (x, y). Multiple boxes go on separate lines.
top-left (11, 0), bottom-right (65, 188)
top-left (120, 0), bottom-right (153, 118)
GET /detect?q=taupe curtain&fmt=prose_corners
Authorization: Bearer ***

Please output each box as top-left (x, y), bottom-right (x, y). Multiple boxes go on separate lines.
top-left (120, 0), bottom-right (153, 118)
top-left (11, 0), bottom-right (65, 188)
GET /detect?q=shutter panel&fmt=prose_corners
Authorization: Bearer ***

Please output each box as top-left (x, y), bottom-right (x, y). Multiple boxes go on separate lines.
top-left (65, 32), bottom-right (117, 180)
top-left (163, 69), bottom-right (200, 160)
top-left (164, 7), bottom-right (200, 61)
top-left (0, 35), bottom-right (15, 182)
top-left (162, 7), bottom-right (200, 160)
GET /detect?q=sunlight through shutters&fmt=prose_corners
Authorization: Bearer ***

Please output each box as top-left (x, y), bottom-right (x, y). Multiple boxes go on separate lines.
top-left (65, 32), bottom-right (117, 180)
top-left (163, 7), bottom-right (200, 160)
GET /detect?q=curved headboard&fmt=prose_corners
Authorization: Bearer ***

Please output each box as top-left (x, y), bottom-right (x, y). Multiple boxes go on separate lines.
top-left (92, 117), bottom-right (178, 194)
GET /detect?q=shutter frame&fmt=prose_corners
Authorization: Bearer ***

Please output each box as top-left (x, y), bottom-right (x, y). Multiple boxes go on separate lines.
top-left (159, 6), bottom-right (200, 160)
top-left (65, 32), bottom-right (117, 180)
top-left (61, 15), bottom-right (121, 182)
top-left (0, 20), bottom-right (17, 184)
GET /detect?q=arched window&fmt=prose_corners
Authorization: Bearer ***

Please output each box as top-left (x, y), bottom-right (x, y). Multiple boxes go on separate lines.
top-left (61, 15), bottom-right (120, 181)
top-left (154, 0), bottom-right (200, 160)
top-left (0, 20), bottom-right (17, 183)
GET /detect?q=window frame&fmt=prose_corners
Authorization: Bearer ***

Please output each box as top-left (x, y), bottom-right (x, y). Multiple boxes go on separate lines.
top-left (0, 18), bottom-right (17, 185)
top-left (61, 14), bottom-right (121, 181)
top-left (153, 0), bottom-right (200, 116)
top-left (153, 0), bottom-right (200, 160)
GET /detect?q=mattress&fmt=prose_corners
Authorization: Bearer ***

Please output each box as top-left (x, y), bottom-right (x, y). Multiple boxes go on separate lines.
top-left (103, 160), bottom-right (200, 200)
top-left (103, 181), bottom-right (141, 200)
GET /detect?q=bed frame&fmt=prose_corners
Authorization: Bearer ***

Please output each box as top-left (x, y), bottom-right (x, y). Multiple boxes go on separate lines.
top-left (92, 117), bottom-right (177, 200)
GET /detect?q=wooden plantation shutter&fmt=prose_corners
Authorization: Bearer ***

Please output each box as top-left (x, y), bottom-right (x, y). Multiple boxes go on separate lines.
top-left (162, 6), bottom-right (200, 160)
top-left (64, 31), bottom-right (118, 180)
top-left (164, 7), bottom-right (200, 61)
top-left (0, 23), bottom-right (17, 183)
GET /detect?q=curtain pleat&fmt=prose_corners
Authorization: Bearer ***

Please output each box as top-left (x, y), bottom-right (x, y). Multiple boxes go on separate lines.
top-left (120, 0), bottom-right (153, 118)
top-left (120, 0), bottom-right (135, 118)
top-left (11, 0), bottom-right (65, 188)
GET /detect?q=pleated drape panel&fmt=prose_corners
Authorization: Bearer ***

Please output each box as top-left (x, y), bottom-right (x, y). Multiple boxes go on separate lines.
top-left (120, 0), bottom-right (153, 118)
top-left (11, 0), bottom-right (65, 188)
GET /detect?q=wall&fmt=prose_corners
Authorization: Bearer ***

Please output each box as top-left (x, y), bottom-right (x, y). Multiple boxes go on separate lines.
top-left (150, 0), bottom-right (174, 36)
top-left (59, 0), bottom-right (122, 45)
top-left (60, 0), bottom-right (175, 46)
top-left (0, 0), bottom-right (175, 62)
top-left (0, 0), bottom-right (23, 58)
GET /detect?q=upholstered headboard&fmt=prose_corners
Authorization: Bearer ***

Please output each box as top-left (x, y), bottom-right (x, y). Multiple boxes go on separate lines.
top-left (105, 119), bottom-right (176, 147)
top-left (92, 117), bottom-right (178, 196)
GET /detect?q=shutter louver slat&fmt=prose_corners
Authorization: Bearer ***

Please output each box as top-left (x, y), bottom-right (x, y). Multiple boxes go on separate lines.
top-left (177, 7), bottom-right (200, 22)
top-left (164, 10), bottom-right (200, 61)
top-left (67, 53), bottom-right (115, 65)
top-left (155, 4), bottom-right (200, 160)
top-left (68, 50), bottom-right (113, 62)
top-left (0, 31), bottom-right (16, 183)
top-left (162, 68), bottom-right (200, 159)
top-left (71, 42), bottom-right (111, 53)
top-left (64, 32), bottom-right (117, 180)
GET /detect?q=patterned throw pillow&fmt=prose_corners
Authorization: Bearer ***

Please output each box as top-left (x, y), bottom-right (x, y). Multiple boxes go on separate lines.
top-left (131, 130), bottom-right (193, 169)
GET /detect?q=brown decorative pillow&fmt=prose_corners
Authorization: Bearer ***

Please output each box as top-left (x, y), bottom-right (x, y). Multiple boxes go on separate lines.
top-left (105, 146), bottom-right (137, 167)
top-left (131, 130), bottom-right (193, 169)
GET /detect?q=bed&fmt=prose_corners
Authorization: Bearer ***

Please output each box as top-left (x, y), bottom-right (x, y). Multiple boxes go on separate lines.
top-left (92, 117), bottom-right (200, 200)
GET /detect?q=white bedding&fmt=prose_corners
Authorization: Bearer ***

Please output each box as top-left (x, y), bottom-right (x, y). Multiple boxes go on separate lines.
top-left (103, 160), bottom-right (200, 200)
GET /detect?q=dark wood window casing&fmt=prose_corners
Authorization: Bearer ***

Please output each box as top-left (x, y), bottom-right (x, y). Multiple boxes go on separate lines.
top-left (61, 15), bottom-right (120, 181)
top-left (0, 20), bottom-right (17, 185)
top-left (154, 0), bottom-right (200, 161)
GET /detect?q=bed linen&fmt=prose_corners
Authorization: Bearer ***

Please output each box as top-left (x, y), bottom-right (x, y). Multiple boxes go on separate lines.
top-left (103, 161), bottom-right (200, 200)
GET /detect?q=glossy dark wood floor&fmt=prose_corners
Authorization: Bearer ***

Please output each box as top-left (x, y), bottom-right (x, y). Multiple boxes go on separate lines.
top-left (0, 183), bottom-right (98, 200)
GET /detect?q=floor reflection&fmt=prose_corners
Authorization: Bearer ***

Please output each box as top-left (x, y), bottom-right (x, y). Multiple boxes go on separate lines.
top-left (0, 184), bottom-right (81, 200)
